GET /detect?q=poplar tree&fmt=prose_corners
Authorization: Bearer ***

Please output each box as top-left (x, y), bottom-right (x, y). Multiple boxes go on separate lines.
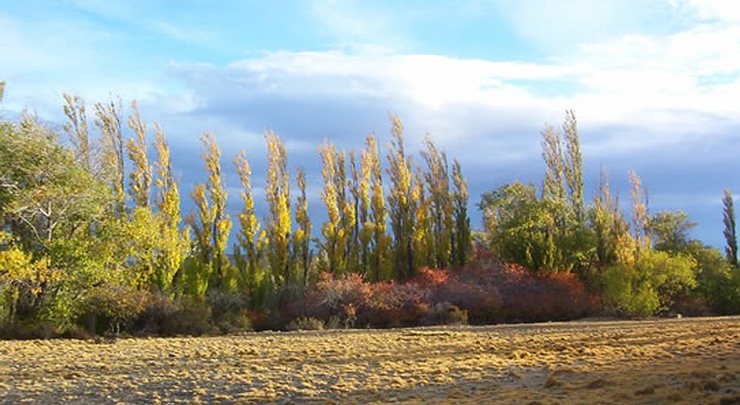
top-left (357, 145), bottom-right (373, 276)
top-left (629, 170), bottom-right (650, 250)
top-left (451, 159), bottom-right (471, 267)
top-left (186, 133), bottom-right (232, 292)
top-left (364, 134), bottom-right (388, 280)
top-left (94, 98), bottom-right (126, 217)
top-left (421, 136), bottom-right (453, 268)
top-left (723, 189), bottom-right (738, 267)
top-left (62, 94), bottom-right (91, 170)
top-left (264, 131), bottom-right (292, 284)
top-left (152, 125), bottom-right (190, 294)
top-left (234, 151), bottom-right (265, 292)
top-left (293, 168), bottom-right (312, 284)
top-left (541, 124), bottom-right (566, 204)
top-left (386, 115), bottom-right (416, 279)
top-left (319, 141), bottom-right (343, 275)
top-left (126, 101), bottom-right (152, 208)
top-left (562, 110), bottom-right (584, 223)
top-left (413, 164), bottom-right (433, 268)
top-left (348, 151), bottom-right (361, 273)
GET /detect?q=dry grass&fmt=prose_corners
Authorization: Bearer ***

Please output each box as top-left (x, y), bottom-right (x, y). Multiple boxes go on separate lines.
top-left (1, 317), bottom-right (738, 404)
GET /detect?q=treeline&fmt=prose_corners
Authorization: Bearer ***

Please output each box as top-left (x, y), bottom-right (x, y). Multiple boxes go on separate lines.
top-left (0, 95), bottom-right (471, 336)
top-left (478, 112), bottom-right (740, 317)
top-left (0, 94), bottom-right (738, 339)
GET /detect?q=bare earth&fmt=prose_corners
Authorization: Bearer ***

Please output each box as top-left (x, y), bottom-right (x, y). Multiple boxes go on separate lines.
top-left (1, 317), bottom-right (739, 404)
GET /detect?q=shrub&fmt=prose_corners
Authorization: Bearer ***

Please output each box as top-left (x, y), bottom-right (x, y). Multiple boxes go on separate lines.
top-left (0, 320), bottom-right (59, 340)
top-left (286, 317), bottom-right (325, 331)
top-left (82, 285), bottom-right (151, 335)
top-left (206, 290), bottom-right (253, 333)
top-left (603, 250), bottom-right (696, 317)
top-left (137, 295), bottom-right (214, 336)
top-left (421, 302), bottom-right (468, 326)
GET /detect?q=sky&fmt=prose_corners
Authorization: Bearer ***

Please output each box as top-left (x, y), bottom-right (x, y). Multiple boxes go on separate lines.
top-left (1, 0), bottom-right (739, 247)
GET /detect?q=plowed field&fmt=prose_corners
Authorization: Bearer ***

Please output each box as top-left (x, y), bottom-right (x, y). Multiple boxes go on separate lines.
top-left (1, 317), bottom-right (739, 404)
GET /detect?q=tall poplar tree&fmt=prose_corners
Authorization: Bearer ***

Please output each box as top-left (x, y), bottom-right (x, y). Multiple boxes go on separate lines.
top-left (365, 134), bottom-right (388, 280)
top-left (541, 125), bottom-right (566, 204)
top-left (629, 170), bottom-right (650, 250)
top-left (126, 101), bottom-right (152, 208)
top-left (186, 133), bottom-right (232, 292)
top-left (723, 189), bottom-right (738, 267)
top-left (94, 98), bottom-right (126, 217)
top-left (356, 145), bottom-right (372, 276)
top-left (451, 159), bottom-right (471, 267)
top-left (562, 110), bottom-right (584, 223)
top-left (421, 136), bottom-right (453, 268)
top-left (264, 131), bottom-right (292, 284)
top-left (152, 125), bottom-right (190, 294)
top-left (386, 115), bottom-right (416, 279)
top-left (234, 151), bottom-right (265, 292)
top-left (293, 168), bottom-right (312, 284)
top-left (319, 141), bottom-right (343, 275)
top-left (62, 94), bottom-right (91, 170)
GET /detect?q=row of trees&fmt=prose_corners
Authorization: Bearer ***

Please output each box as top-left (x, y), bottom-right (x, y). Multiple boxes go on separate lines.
top-left (0, 94), bottom-right (472, 330)
top-left (1, 90), bottom-right (737, 336)
top-left (479, 111), bottom-right (740, 316)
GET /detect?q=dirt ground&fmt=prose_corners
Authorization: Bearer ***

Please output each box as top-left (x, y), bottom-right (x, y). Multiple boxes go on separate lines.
top-left (0, 316), bottom-right (738, 404)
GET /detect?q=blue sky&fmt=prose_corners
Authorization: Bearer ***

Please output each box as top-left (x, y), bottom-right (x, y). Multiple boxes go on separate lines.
top-left (1, 0), bottom-right (739, 247)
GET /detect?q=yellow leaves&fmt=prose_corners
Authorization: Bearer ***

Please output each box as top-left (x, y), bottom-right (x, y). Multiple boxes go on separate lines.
top-left (127, 100), bottom-right (152, 208)
top-left (265, 131), bottom-right (292, 281)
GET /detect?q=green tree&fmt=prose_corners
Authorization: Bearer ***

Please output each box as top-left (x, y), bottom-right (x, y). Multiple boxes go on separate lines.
top-left (562, 110), bottom-right (584, 223)
top-left (479, 182), bottom-right (559, 271)
top-left (451, 159), bottom-right (471, 267)
top-left (647, 211), bottom-right (696, 253)
top-left (0, 118), bottom-right (111, 323)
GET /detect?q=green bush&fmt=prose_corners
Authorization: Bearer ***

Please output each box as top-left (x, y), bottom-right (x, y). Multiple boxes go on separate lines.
top-left (603, 250), bottom-right (696, 317)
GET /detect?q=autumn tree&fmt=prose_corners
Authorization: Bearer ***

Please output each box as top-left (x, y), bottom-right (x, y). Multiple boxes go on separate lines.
top-left (364, 134), bottom-right (388, 281)
top-left (723, 189), bottom-right (738, 267)
top-left (413, 164), bottom-right (433, 268)
top-left (151, 126), bottom-right (190, 294)
top-left (94, 98), bottom-right (126, 217)
top-left (126, 101), bottom-right (152, 208)
top-left (386, 115), bottom-right (416, 280)
top-left (629, 170), bottom-right (650, 250)
top-left (186, 133), bottom-right (232, 294)
top-left (264, 131), bottom-right (292, 284)
top-left (293, 168), bottom-right (312, 284)
top-left (319, 141), bottom-right (344, 275)
top-left (421, 136), bottom-right (453, 268)
top-left (233, 150), bottom-right (268, 303)
top-left (62, 94), bottom-right (91, 170)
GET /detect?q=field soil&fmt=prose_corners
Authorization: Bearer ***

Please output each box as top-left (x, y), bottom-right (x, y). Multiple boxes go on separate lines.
top-left (0, 316), bottom-right (738, 404)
